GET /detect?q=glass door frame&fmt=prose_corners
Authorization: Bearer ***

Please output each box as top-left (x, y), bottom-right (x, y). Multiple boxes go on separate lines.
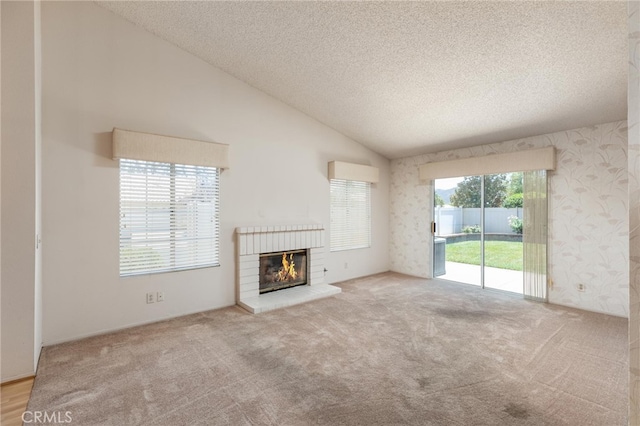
top-left (432, 174), bottom-right (486, 288)
top-left (433, 173), bottom-right (524, 294)
top-left (479, 175), bottom-right (485, 289)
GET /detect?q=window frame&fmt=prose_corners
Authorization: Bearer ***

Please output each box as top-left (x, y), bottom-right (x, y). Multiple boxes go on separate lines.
top-left (329, 178), bottom-right (372, 252)
top-left (119, 158), bottom-right (221, 277)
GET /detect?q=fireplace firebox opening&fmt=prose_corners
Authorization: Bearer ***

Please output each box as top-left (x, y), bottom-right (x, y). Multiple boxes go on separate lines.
top-left (259, 249), bottom-right (308, 294)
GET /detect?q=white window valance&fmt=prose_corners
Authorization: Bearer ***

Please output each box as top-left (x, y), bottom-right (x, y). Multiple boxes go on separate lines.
top-left (112, 128), bottom-right (229, 169)
top-left (418, 146), bottom-right (555, 181)
top-left (328, 161), bottom-right (379, 183)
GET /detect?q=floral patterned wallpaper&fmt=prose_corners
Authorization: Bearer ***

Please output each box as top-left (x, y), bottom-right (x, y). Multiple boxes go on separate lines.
top-left (628, 1), bottom-right (639, 422)
top-left (390, 120), bottom-right (629, 318)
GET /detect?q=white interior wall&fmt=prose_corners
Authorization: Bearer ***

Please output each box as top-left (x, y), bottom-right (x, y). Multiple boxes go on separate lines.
top-left (390, 121), bottom-right (629, 318)
top-left (627, 0), bottom-right (639, 421)
top-left (33, 0), bottom-right (43, 375)
top-left (1, 0), bottom-right (42, 382)
top-left (0, 0), bottom-right (3, 383)
top-left (40, 2), bottom-right (389, 345)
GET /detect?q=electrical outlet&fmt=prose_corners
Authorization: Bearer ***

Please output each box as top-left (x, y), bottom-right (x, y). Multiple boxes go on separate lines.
top-left (344, 262), bottom-right (348, 269)
top-left (157, 292), bottom-right (164, 302)
top-left (577, 283), bottom-right (586, 292)
top-left (146, 292), bottom-right (155, 304)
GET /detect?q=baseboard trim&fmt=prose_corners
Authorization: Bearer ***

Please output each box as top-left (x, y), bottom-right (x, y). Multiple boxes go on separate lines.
top-left (548, 300), bottom-right (629, 319)
top-left (43, 303), bottom-right (238, 346)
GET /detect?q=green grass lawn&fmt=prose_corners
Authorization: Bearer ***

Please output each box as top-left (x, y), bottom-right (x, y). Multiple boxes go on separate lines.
top-left (446, 241), bottom-right (523, 271)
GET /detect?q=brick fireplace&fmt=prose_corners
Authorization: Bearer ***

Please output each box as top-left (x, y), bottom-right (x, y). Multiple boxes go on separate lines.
top-left (235, 224), bottom-right (341, 313)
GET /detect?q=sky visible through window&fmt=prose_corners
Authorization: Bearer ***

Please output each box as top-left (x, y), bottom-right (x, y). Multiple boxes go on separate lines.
top-left (435, 176), bottom-right (464, 190)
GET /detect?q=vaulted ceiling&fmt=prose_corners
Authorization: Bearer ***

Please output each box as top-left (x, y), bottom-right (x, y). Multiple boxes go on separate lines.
top-left (97, 1), bottom-right (628, 159)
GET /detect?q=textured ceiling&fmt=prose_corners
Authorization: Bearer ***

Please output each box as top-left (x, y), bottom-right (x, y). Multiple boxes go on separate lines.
top-left (96, 1), bottom-right (628, 159)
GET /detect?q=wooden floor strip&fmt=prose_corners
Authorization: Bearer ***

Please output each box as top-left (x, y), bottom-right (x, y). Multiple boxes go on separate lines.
top-left (1, 377), bottom-right (34, 426)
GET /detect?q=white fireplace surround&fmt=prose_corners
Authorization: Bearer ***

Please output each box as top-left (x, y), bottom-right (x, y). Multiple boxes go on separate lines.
top-left (235, 224), bottom-right (341, 313)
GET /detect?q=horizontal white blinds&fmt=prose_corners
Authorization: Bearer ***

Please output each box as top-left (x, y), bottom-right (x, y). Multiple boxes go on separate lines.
top-left (119, 159), bottom-right (220, 276)
top-left (330, 179), bottom-right (371, 251)
top-left (419, 147), bottom-right (556, 181)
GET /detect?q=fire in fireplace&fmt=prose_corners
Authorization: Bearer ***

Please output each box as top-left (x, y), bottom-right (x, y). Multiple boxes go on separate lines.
top-left (259, 250), bottom-right (307, 294)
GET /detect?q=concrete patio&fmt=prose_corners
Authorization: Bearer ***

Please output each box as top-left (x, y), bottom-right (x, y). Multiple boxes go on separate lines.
top-left (436, 261), bottom-right (523, 294)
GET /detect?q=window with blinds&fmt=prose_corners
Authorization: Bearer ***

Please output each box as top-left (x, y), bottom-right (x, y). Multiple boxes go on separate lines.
top-left (119, 159), bottom-right (220, 276)
top-left (330, 179), bottom-right (371, 251)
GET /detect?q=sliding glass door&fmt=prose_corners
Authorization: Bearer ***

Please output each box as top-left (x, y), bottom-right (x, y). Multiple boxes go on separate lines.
top-left (433, 173), bottom-right (524, 294)
top-left (433, 175), bottom-right (482, 287)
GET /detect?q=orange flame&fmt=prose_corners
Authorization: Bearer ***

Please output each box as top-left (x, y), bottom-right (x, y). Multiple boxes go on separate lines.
top-left (277, 253), bottom-right (298, 282)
